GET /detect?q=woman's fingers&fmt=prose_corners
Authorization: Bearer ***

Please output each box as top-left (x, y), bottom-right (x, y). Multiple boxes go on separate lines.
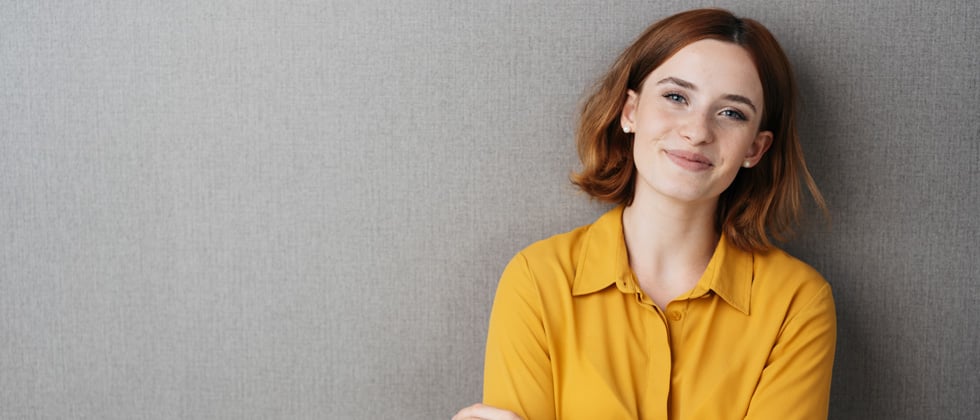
top-left (452, 403), bottom-right (523, 420)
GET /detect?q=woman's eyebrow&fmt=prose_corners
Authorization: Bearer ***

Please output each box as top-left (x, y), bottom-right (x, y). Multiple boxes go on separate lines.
top-left (656, 76), bottom-right (696, 90)
top-left (656, 76), bottom-right (758, 113)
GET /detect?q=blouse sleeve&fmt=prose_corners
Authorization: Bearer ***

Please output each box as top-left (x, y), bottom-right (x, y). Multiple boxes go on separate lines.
top-left (744, 283), bottom-right (837, 419)
top-left (482, 253), bottom-right (556, 420)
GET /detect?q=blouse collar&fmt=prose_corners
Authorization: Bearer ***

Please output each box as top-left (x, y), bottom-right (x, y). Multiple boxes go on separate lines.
top-left (571, 205), bottom-right (754, 314)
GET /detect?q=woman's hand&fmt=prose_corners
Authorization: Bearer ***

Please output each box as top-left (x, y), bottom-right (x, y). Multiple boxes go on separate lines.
top-left (452, 403), bottom-right (524, 420)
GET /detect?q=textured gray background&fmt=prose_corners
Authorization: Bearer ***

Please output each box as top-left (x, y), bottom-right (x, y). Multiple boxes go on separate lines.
top-left (1, 1), bottom-right (977, 419)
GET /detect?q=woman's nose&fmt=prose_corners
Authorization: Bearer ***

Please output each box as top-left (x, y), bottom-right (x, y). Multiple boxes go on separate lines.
top-left (678, 112), bottom-right (713, 144)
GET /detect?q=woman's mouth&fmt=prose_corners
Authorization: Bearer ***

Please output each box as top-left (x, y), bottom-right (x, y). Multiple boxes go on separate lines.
top-left (664, 149), bottom-right (713, 171)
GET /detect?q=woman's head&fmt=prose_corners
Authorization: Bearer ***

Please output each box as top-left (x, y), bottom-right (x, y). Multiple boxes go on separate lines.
top-left (571, 8), bottom-right (825, 252)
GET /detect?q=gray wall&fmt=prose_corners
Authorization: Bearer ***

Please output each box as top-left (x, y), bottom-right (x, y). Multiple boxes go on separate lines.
top-left (1, 1), bottom-right (977, 419)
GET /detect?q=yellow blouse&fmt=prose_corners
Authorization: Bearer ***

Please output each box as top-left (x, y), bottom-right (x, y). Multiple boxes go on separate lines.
top-left (482, 206), bottom-right (836, 419)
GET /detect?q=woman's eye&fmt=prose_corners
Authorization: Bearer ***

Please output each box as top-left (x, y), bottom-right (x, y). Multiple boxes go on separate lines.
top-left (664, 93), bottom-right (686, 104)
top-left (721, 109), bottom-right (747, 121)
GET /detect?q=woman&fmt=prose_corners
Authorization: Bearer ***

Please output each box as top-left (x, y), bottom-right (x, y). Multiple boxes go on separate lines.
top-left (455, 8), bottom-right (835, 420)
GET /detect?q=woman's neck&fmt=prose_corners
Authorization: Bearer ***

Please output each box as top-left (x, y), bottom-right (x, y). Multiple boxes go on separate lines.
top-left (622, 192), bottom-right (720, 308)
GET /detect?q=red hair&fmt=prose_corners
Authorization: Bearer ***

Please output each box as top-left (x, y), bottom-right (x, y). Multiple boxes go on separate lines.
top-left (570, 8), bottom-right (827, 252)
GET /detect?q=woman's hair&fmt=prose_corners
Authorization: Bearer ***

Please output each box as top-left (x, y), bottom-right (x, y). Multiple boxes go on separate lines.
top-left (570, 8), bottom-right (827, 252)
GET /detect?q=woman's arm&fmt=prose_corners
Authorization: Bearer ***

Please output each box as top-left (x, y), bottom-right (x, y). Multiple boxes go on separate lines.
top-left (481, 253), bottom-right (556, 420)
top-left (744, 284), bottom-right (837, 419)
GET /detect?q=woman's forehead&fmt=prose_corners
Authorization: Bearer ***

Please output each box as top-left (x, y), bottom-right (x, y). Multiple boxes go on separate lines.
top-left (643, 39), bottom-right (763, 101)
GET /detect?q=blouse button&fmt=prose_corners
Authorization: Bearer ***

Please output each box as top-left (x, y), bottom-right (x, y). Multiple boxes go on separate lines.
top-left (669, 311), bottom-right (683, 321)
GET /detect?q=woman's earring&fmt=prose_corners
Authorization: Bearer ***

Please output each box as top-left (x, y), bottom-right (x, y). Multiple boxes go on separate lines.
top-left (623, 125), bottom-right (631, 133)
top-left (743, 161), bottom-right (752, 168)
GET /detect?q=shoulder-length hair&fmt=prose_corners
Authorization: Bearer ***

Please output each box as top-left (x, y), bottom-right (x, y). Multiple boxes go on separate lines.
top-left (570, 8), bottom-right (827, 252)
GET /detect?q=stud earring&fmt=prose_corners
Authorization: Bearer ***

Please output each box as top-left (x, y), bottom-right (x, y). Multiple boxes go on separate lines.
top-left (623, 125), bottom-right (631, 133)
top-left (743, 161), bottom-right (752, 168)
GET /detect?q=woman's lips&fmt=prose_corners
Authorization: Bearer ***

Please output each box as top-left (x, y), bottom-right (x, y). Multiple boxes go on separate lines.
top-left (664, 149), bottom-right (713, 171)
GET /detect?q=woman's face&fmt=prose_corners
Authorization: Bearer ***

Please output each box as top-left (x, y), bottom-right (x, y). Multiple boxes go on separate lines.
top-left (621, 39), bottom-right (772, 208)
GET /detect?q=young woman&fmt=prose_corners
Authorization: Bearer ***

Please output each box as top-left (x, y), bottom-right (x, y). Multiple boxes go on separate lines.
top-left (455, 8), bottom-right (835, 420)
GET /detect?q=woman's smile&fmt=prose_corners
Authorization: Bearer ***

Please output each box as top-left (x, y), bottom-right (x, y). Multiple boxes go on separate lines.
top-left (663, 149), bottom-right (713, 171)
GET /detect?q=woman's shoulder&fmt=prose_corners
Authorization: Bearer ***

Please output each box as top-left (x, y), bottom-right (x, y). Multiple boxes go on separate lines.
top-left (519, 224), bottom-right (591, 261)
top-left (493, 224), bottom-right (592, 299)
top-left (750, 246), bottom-right (833, 308)
top-left (516, 207), bottom-right (623, 265)
top-left (504, 225), bottom-right (593, 292)
top-left (754, 247), bottom-right (827, 284)
top-left (504, 208), bottom-right (627, 295)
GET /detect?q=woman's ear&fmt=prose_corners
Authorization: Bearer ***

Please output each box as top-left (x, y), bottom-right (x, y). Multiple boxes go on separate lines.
top-left (743, 130), bottom-right (773, 167)
top-left (620, 90), bottom-right (638, 132)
